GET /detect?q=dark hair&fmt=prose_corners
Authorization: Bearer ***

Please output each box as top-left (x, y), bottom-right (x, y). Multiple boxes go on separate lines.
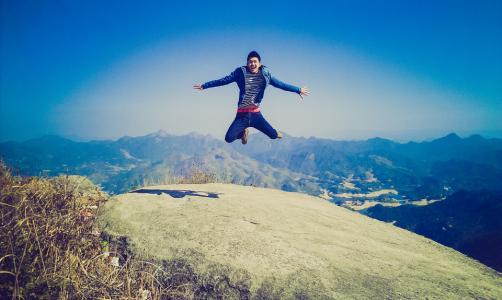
top-left (247, 51), bottom-right (261, 62)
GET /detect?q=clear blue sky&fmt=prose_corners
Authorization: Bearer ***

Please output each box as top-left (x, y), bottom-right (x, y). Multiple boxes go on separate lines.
top-left (1, 0), bottom-right (501, 142)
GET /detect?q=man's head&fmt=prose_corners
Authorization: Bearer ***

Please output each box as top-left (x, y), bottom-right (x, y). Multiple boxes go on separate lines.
top-left (247, 51), bottom-right (261, 74)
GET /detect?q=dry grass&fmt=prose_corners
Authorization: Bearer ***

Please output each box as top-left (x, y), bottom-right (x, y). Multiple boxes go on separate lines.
top-left (138, 161), bottom-right (218, 190)
top-left (175, 163), bottom-right (217, 185)
top-left (0, 159), bottom-right (196, 299)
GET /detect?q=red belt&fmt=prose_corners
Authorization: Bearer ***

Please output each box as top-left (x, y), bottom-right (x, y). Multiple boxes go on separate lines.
top-left (237, 106), bottom-right (261, 113)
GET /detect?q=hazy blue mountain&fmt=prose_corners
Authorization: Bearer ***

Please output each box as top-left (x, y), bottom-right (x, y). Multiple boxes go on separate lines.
top-left (1, 131), bottom-right (501, 199)
top-left (0, 134), bottom-right (127, 177)
top-left (233, 132), bottom-right (502, 199)
top-left (0, 131), bottom-right (319, 195)
top-left (398, 133), bottom-right (502, 167)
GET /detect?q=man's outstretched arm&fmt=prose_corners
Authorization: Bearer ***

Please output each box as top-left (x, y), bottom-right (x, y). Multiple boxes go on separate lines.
top-left (194, 69), bottom-right (237, 91)
top-left (270, 76), bottom-right (310, 99)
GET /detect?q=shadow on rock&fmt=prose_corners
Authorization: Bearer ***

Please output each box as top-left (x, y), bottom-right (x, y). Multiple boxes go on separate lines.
top-left (129, 188), bottom-right (220, 199)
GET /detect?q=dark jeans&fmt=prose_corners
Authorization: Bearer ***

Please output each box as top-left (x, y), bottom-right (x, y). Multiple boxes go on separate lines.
top-left (225, 112), bottom-right (278, 143)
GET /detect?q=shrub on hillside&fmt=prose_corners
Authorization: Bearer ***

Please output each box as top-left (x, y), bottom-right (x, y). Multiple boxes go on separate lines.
top-left (136, 161), bottom-right (218, 190)
top-left (0, 159), bottom-right (194, 299)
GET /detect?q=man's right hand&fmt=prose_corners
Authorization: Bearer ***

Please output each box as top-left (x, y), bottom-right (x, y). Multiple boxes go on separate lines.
top-left (193, 84), bottom-right (204, 91)
top-left (299, 86), bottom-right (310, 100)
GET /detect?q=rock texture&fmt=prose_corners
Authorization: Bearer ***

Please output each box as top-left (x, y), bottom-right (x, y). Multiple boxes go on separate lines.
top-left (98, 183), bottom-right (502, 299)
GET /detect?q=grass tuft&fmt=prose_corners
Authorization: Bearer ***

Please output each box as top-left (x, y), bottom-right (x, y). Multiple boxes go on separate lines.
top-left (0, 159), bottom-right (196, 299)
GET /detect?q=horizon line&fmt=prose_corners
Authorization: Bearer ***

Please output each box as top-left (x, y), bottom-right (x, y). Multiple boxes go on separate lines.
top-left (2, 130), bottom-right (501, 145)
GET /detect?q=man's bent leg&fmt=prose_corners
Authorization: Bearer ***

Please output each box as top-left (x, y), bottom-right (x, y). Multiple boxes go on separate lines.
top-left (225, 113), bottom-right (249, 143)
top-left (251, 112), bottom-right (279, 139)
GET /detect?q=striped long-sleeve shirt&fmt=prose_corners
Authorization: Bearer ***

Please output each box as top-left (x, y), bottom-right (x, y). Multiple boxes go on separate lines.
top-left (239, 67), bottom-right (266, 108)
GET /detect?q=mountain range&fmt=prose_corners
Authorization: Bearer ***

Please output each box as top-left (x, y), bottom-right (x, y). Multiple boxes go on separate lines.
top-left (1, 131), bottom-right (500, 199)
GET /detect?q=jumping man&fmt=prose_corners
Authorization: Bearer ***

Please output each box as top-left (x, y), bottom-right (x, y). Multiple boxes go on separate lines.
top-left (193, 51), bottom-right (310, 144)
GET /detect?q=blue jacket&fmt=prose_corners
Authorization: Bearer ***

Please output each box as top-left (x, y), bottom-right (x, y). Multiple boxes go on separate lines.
top-left (202, 65), bottom-right (301, 107)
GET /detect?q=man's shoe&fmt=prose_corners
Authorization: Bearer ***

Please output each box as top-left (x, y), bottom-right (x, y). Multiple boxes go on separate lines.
top-left (277, 131), bottom-right (283, 139)
top-left (241, 128), bottom-right (249, 144)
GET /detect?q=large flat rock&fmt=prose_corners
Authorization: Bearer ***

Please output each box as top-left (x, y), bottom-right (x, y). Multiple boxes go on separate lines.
top-left (98, 183), bottom-right (501, 299)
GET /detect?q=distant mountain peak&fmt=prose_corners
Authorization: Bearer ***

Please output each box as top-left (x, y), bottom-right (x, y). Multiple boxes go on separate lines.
top-left (431, 132), bottom-right (461, 144)
top-left (444, 132), bottom-right (461, 140)
top-left (186, 131), bottom-right (206, 138)
top-left (150, 129), bottom-right (170, 137)
top-left (367, 137), bottom-right (391, 142)
top-left (366, 137), bottom-right (394, 145)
